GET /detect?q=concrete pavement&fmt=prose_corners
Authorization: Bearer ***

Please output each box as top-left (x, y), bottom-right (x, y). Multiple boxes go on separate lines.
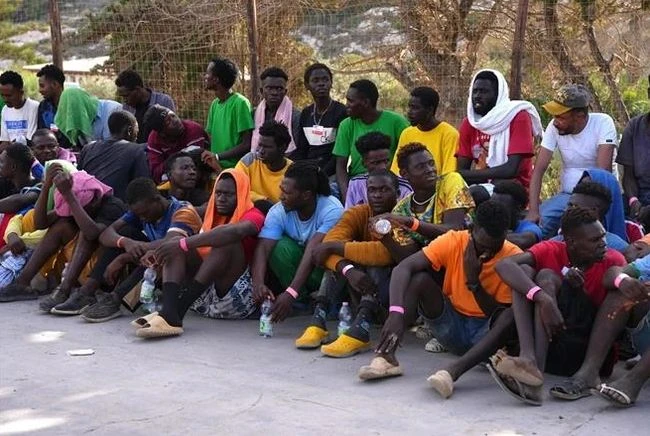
top-left (0, 301), bottom-right (647, 435)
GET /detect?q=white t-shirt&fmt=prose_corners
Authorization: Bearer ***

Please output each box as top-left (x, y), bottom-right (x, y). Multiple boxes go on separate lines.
top-left (0, 98), bottom-right (39, 142)
top-left (541, 112), bottom-right (618, 193)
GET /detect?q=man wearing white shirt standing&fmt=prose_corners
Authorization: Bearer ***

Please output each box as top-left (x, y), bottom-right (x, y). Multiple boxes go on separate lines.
top-left (527, 84), bottom-right (618, 239)
top-left (0, 71), bottom-right (39, 150)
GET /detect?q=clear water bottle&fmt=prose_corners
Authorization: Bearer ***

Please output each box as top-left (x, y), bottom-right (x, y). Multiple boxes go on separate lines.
top-left (259, 297), bottom-right (273, 338)
top-left (139, 267), bottom-right (157, 313)
top-left (337, 302), bottom-right (352, 337)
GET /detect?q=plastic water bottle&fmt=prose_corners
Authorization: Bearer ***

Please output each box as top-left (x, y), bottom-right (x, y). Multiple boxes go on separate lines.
top-left (61, 262), bottom-right (68, 283)
top-left (259, 297), bottom-right (273, 338)
top-left (337, 302), bottom-right (352, 337)
top-left (140, 267), bottom-right (157, 313)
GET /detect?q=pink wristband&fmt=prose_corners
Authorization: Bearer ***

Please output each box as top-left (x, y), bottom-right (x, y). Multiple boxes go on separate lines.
top-left (614, 273), bottom-right (630, 289)
top-left (179, 237), bottom-right (189, 252)
top-left (285, 287), bottom-right (298, 299)
top-left (526, 286), bottom-right (542, 301)
top-left (116, 236), bottom-right (125, 248)
top-left (389, 305), bottom-right (405, 314)
top-left (629, 196), bottom-right (639, 207)
top-left (341, 264), bottom-right (354, 277)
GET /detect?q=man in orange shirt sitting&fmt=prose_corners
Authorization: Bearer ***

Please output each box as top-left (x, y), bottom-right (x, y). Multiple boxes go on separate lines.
top-left (357, 201), bottom-right (521, 397)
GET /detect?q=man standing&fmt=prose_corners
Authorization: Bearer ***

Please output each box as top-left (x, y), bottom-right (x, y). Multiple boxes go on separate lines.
top-left (528, 84), bottom-right (618, 238)
top-left (391, 87), bottom-right (458, 176)
top-left (293, 63), bottom-right (347, 176)
top-left (204, 57), bottom-right (254, 169)
top-left (78, 111), bottom-right (150, 201)
top-left (617, 74), bottom-right (650, 221)
top-left (115, 69), bottom-right (176, 143)
top-left (456, 69), bottom-right (542, 191)
top-left (36, 64), bottom-right (71, 149)
top-left (333, 79), bottom-right (408, 201)
top-left (251, 67), bottom-right (301, 155)
top-left (0, 71), bottom-right (39, 150)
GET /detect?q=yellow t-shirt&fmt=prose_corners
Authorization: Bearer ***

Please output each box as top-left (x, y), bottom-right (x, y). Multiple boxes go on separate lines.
top-left (391, 122), bottom-right (459, 175)
top-left (235, 152), bottom-right (292, 203)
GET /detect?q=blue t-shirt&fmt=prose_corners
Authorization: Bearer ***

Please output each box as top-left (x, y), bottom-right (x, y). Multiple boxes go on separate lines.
top-left (121, 197), bottom-right (189, 241)
top-left (514, 219), bottom-right (542, 243)
top-left (552, 231), bottom-right (629, 254)
top-left (259, 195), bottom-right (343, 245)
top-left (632, 254), bottom-right (650, 282)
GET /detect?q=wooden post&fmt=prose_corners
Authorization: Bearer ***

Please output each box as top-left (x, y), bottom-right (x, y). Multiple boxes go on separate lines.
top-left (246, 0), bottom-right (260, 105)
top-left (48, 0), bottom-right (64, 69)
top-left (510, 0), bottom-right (529, 99)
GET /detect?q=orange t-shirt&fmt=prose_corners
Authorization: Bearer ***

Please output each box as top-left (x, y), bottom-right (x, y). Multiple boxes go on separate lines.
top-left (421, 230), bottom-right (522, 317)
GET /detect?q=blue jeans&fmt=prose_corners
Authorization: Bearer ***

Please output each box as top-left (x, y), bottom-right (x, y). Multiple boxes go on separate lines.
top-left (540, 192), bottom-right (571, 239)
top-left (629, 310), bottom-right (650, 355)
top-left (421, 298), bottom-right (490, 356)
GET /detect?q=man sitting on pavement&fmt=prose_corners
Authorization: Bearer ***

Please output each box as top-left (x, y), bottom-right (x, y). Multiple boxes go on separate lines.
top-left (492, 206), bottom-right (626, 405)
top-left (235, 120), bottom-right (293, 212)
top-left (144, 105), bottom-right (209, 183)
top-left (357, 201), bottom-right (520, 388)
top-left (115, 69), bottom-right (176, 143)
top-left (77, 111), bottom-right (150, 201)
top-left (0, 71), bottom-right (39, 150)
top-left (345, 132), bottom-right (411, 208)
top-left (296, 169), bottom-right (399, 356)
top-left (30, 129), bottom-right (76, 181)
top-left (138, 169), bottom-right (266, 338)
top-left (333, 79), bottom-right (408, 200)
top-left (159, 152), bottom-right (209, 208)
top-left (36, 64), bottom-right (70, 149)
top-left (527, 84), bottom-right (618, 238)
top-left (251, 161), bottom-right (343, 323)
top-left (391, 86), bottom-right (458, 176)
top-left (490, 180), bottom-right (542, 250)
top-left (456, 69), bottom-right (542, 191)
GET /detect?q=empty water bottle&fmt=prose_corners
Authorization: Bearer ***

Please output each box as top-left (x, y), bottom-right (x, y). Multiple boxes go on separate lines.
top-left (259, 297), bottom-right (273, 337)
top-left (337, 302), bottom-right (352, 336)
top-left (140, 267), bottom-right (157, 313)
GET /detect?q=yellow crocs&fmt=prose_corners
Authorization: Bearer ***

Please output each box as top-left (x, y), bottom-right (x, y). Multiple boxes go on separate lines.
top-left (295, 326), bottom-right (329, 349)
top-left (321, 334), bottom-right (370, 358)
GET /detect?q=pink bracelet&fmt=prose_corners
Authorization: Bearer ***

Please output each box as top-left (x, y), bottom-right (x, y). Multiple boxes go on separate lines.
top-left (116, 236), bottom-right (125, 248)
top-left (526, 285), bottom-right (542, 301)
top-left (389, 305), bottom-right (405, 314)
top-left (614, 273), bottom-right (630, 289)
top-left (629, 196), bottom-right (639, 207)
top-left (179, 238), bottom-right (189, 252)
top-left (285, 287), bottom-right (298, 299)
top-left (341, 264), bottom-right (354, 277)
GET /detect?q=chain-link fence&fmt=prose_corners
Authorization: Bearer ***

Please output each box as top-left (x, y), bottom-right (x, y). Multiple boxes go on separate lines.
top-left (1, 0), bottom-right (649, 195)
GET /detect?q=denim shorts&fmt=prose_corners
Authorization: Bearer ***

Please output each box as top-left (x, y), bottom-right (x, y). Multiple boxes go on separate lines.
top-left (421, 298), bottom-right (490, 356)
top-left (628, 310), bottom-right (650, 355)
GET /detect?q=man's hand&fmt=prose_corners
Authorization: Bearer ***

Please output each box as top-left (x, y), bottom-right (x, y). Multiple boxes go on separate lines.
top-left (104, 254), bottom-right (130, 285)
top-left (311, 241), bottom-right (339, 266)
top-left (155, 237), bottom-right (183, 265)
top-left (630, 199), bottom-right (642, 220)
top-left (122, 239), bottom-right (148, 259)
top-left (619, 277), bottom-right (650, 303)
top-left (375, 312), bottom-right (405, 354)
top-left (53, 170), bottom-right (73, 196)
top-left (141, 250), bottom-right (158, 268)
top-left (535, 292), bottom-right (565, 339)
top-left (564, 267), bottom-right (584, 289)
top-left (201, 150), bottom-right (222, 172)
top-left (463, 238), bottom-right (482, 286)
top-left (270, 291), bottom-right (294, 323)
top-left (345, 268), bottom-right (378, 296)
top-left (6, 234), bottom-right (27, 255)
top-left (44, 162), bottom-right (63, 188)
top-left (252, 282), bottom-right (274, 305)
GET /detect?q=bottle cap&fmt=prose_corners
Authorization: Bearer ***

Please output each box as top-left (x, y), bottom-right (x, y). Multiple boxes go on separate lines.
top-left (374, 219), bottom-right (392, 235)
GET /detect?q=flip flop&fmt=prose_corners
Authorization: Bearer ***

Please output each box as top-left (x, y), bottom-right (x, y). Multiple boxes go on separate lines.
top-left (549, 379), bottom-right (592, 401)
top-left (591, 384), bottom-right (634, 408)
top-left (494, 355), bottom-right (544, 387)
top-left (487, 362), bottom-right (542, 406)
top-left (427, 370), bottom-right (454, 399)
top-left (130, 311), bottom-right (159, 329)
top-left (358, 357), bottom-right (403, 381)
top-left (135, 315), bottom-right (184, 339)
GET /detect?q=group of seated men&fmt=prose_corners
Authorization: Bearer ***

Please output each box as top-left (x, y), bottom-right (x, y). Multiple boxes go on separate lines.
top-left (0, 59), bottom-right (649, 409)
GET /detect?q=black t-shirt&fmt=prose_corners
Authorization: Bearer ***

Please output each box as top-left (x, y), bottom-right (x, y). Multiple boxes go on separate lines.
top-left (94, 195), bottom-right (127, 227)
top-left (294, 100), bottom-right (347, 176)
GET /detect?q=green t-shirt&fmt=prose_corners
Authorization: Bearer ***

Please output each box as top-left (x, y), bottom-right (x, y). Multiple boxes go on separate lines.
top-left (205, 92), bottom-right (254, 168)
top-left (332, 110), bottom-right (408, 177)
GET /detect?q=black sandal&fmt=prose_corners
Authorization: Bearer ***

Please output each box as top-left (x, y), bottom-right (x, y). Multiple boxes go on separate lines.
top-left (549, 378), bottom-right (592, 400)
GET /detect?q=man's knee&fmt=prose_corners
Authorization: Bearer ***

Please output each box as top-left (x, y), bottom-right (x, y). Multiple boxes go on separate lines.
top-left (536, 268), bottom-right (562, 293)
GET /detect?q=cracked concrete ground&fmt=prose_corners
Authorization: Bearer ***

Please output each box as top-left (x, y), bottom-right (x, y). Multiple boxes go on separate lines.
top-left (0, 301), bottom-right (647, 435)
